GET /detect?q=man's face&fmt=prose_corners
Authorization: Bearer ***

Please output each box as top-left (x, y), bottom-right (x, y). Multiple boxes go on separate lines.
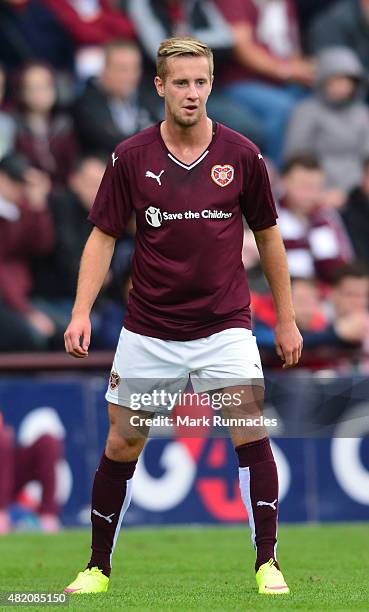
top-left (333, 277), bottom-right (369, 317)
top-left (323, 76), bottom-right (356, 104)
top-left (155, 55), bottom-right (213, 128)
top-left (69, 159), bottom-right (105, 210)
top-left (291, 279), bottom-right (320, 329)
top-left (22, 66), bottom-right (56, 113)
top-left (101, 47), bottom-right (142, 99)
top-left (282, 166), bottom-right (325, 215)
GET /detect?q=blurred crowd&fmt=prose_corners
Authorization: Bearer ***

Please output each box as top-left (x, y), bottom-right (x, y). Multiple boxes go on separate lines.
top-left (0, 0), bottom-right (369, 371)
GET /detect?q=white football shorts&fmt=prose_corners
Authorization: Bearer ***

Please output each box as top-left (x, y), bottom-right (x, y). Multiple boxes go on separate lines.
top-left (105, 327), bottom-right (264, 412)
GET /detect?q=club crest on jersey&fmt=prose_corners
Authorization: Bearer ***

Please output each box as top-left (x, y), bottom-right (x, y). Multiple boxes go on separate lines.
top-left (211, 164), bottom-right (234, 187)
top-left (109, 371), bottom-right (120, 390)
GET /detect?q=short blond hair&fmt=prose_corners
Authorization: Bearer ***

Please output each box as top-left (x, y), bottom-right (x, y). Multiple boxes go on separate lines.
top-left (156, 37), bottom-right (214, 81)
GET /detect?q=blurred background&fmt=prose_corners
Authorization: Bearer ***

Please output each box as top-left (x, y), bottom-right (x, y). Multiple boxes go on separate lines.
top-left (0, 0), bottom-right (369, 533)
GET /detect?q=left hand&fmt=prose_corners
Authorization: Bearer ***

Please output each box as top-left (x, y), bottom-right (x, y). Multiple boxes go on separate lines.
top-left (24, 168), bottom-right (51, 211)
top-left (274, 319), bottom-right (303, 368)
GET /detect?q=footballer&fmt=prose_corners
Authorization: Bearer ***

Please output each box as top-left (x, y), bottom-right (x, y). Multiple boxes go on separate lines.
top-left (63, 37), bottom-right (302, 596)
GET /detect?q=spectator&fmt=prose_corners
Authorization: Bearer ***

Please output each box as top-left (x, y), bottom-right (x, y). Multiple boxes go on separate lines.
top-left (74, 39), bottom-right (153, 156)
top-left (216, 0), bottom-right (315, 165)
top-left (32, 155), bottom-right (134, 349)
top-left (341, 158), bottom-right (369, 267)
top-left (13, 62), bottom-right (78, 187)
top-left (308, 0), bottom-right (369, 78)
top-left (0, 0), bottom-right (75, 72)
top-left (41, 0), bottom-right (135, 46)
top-left (277, 154), bottom-right (352, 282)
top-left (253, 276), bottom-right (365, 368)
top-left (32, 156), bottom-right (106, 318)
top-left (0, 63), bottom-right (16, 159)
top-left (0, 153), bottom-right (58, 352)
top-left (284, 47), bottom-right (369, 195)
top-left (328, 262), bottom-right (369, 367)
top-left (0, 412), bottom-right (63, 534)
top-left (330, 262), bottom-right (369, 339)
top-left (126, 0), bottom-right (265, 146)
top-left (296, 0), bottom-right (337, 30)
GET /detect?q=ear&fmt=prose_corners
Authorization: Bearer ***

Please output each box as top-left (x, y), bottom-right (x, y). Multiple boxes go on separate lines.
top-left (208, 74), bottom-right (214, 95)
top-left (154, 75), bottom-right (165, 98)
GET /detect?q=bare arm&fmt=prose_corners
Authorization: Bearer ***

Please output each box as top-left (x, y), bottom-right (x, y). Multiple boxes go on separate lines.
top-left (254, 225), bottom-right (303, 367)
top-left (64, 226), bottom-right (116, 358)
top-left (231, 23), bottom-right (314, 85)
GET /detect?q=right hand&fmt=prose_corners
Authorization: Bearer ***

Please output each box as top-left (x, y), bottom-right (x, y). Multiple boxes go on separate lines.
top-left (335, 312), bottom-right (369, 344)
top-left (283, 58), bottom-right (316, 87)
top-left (26, 309), bottom-right (56, 337)
top-left (64, 314), bottom-right (91, 358)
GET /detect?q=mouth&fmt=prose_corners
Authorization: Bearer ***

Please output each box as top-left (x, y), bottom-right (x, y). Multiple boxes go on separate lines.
top-left (183, 105), bottom-right (198, 112)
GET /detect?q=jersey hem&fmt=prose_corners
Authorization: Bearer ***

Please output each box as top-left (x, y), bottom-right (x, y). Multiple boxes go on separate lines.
top-left (122, 320), bottom-right (252, 341)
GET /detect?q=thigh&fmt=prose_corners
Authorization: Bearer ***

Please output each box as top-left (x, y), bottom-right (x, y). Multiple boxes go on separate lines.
top-left (190, 329), bottom-right (266, 446)
top-left (225, 81), bottom-right (295, 119)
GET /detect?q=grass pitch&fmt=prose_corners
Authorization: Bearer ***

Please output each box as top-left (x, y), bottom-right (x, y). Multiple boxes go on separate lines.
top-left (0, 524), bottom-right (368, 610)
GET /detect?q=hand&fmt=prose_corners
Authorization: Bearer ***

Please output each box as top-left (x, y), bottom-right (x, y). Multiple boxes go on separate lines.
top-left (334, 312), bottom-right (369, 344)
top-left (26, 309), bottom-right (56, 337)
top-left (320, 188), bottom-right (347, 210)
top-left (282, 58), bottom-right (316, 87)
top-left (23, 168), bottom-right (51, 211)
top-left (275, 319), bottom-right (303, 368)
top-left (64, 313), bottom-right (91, 358)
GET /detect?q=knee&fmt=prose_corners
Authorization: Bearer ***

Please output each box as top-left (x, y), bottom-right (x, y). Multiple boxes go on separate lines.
top-left (105, 432), bottom-right (143, 462)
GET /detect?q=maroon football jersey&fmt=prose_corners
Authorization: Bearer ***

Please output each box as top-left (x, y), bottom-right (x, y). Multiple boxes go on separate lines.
top-left (88, 122), bottom-right (277, 340)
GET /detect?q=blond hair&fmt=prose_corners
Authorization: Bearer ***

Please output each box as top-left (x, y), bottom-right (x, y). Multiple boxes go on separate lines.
top-left (156, 37), bottom-right (214, 81)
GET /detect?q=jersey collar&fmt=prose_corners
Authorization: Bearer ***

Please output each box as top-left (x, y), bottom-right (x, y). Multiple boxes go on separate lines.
top-left (157, 120), bottom-right (219, 171)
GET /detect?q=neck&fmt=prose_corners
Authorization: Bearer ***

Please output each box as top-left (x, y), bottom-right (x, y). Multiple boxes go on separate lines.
top-left (161, 114), bottom-right (212, 149)
top-left (26, 111), bottom-right (49, 132)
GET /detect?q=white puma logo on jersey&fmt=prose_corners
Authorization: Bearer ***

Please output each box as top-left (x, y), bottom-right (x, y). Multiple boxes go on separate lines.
top-left (112, 153), bottom-right (118, 166)
top-left (256, 499), bottom-right (277, 510)
top-left (92, 509), bottom-right (115, 523)
top-left (146, 169), bottom-right (164, 186)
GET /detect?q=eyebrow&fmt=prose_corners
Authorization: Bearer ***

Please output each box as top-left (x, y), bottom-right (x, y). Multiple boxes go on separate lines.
top-left (172, 77), bottom-right (208, 83)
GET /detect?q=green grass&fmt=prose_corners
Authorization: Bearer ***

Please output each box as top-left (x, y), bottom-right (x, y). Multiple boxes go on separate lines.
top-left (0, 525), bottom-right (368, 610)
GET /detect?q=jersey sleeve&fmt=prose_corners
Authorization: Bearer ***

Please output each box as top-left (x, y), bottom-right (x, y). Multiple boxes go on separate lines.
top-left (240, 151), bottom-right (278, 232)
top-left (88, 150), bottom-right (133, 238)
top-left (216, 0), bottom-right (255, 25)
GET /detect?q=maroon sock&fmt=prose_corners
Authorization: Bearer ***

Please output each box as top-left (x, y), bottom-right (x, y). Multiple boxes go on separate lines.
top-left (87, 453), bottom-right (137, 577)
top-left (236, 437), bottom-right (279, 572)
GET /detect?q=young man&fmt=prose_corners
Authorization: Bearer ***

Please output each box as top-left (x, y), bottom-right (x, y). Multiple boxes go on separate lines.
top-left (64, 37), bottom-right (302, 596)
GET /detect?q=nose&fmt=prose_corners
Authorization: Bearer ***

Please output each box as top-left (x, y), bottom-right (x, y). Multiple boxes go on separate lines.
top-left (187, 82), bottom-right (199, 100)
